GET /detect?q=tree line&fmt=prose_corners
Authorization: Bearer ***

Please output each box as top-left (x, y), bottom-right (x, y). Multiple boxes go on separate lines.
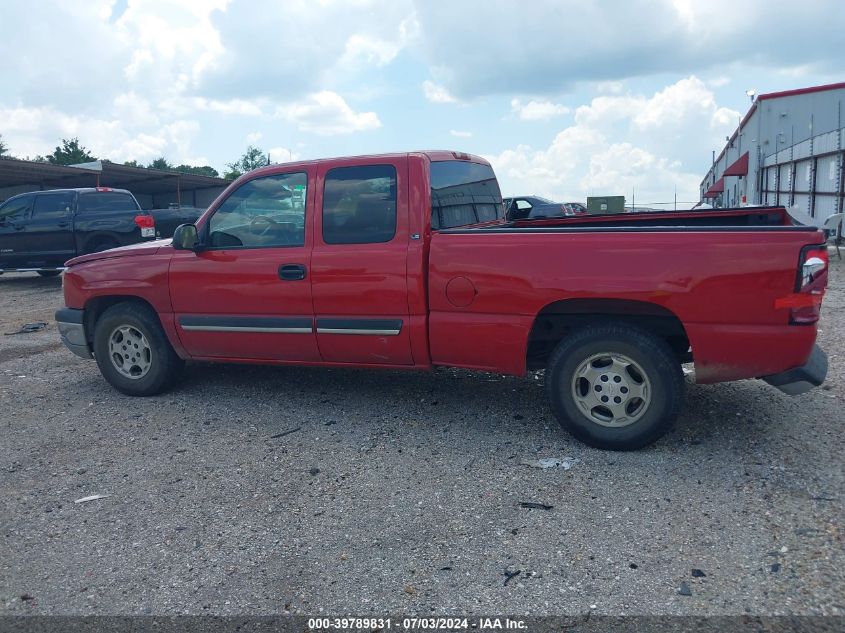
top-left (0, 134), bottom-right (272, 180)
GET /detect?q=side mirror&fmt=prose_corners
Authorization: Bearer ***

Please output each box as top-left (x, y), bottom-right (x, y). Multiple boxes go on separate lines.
top-left (172, 224), bottom-right (199, 251)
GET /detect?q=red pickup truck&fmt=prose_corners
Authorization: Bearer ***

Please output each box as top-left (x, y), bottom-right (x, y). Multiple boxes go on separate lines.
top-left (55, 151), bottom-right (829, 450)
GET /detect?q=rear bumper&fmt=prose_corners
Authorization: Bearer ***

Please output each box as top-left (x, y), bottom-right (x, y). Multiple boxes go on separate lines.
top-left (762, 345), bottom-right (827, 395)
top-left (55, 308), bottom-right (92, 359)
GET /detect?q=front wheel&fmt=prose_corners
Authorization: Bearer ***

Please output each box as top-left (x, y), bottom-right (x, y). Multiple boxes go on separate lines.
top-left (545, 323), bottom-right (684, 450)
top-left (37, 270), bottom-right (62, 277)
top-left (93, 302), bottom-right (184, 396)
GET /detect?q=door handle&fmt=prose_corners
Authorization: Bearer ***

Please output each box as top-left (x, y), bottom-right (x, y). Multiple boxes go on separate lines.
top-left (278, 263), bottom-right (307, 281)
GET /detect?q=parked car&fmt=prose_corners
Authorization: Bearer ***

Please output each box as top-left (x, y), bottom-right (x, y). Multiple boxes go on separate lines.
top-left (505, 195), bottom-right (586, 220)
top-left (148, 205), bottom-right (204, 238)
top-left (55, 151), bottom-right (829, 450)
top-left (0, 187), bottom-right (154, 276)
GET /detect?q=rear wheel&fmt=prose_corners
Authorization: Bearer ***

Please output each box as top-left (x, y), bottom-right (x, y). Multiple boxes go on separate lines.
top-left (545, 323), bottom-right (684, 450)
top-left (93, 302), bottom-right (184, 396)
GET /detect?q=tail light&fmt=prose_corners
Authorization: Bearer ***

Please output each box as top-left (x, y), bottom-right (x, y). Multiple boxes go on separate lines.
top-left (134, 214), bottom-right (156, 238)
top-left (776, 245), bottom-right (828, 324)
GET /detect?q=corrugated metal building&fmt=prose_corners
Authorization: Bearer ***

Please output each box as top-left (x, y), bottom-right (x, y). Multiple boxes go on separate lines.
top-left (700, 81), bottom-right (845, 221)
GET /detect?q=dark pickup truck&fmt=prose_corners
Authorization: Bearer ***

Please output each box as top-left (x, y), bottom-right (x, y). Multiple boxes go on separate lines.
top-left (0, 187), bottom-right (155, 276)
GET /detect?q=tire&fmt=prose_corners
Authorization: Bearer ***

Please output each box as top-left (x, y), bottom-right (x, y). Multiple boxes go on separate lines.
top-left (86, 238), bottom-right (119, 254)
top-left (37, 270), bottom-right (61, 277)
top-left (545, 322), bottom-right (684, 451)
top-left (93, 302), bottom-right (184, 396)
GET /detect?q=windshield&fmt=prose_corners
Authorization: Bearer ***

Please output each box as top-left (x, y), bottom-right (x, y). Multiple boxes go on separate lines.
top-left (533, 196), bottom-right (555, 204)
top-left (431, 160), bottom-right (504, 229)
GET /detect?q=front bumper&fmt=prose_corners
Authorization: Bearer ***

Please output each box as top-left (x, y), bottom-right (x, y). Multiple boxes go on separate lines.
top-left (55, 308), bottom-right (92, 359)
top-left (762, 345), bottom-right (827, 395)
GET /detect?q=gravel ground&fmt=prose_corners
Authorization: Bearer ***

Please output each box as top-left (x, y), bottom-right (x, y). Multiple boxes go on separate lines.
top-left (0, 257), bottom-right (843, 617)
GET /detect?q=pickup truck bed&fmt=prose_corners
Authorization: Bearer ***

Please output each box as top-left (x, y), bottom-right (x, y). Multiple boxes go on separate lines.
top-left (54, 151), bottom-right (829, 450)
top-left (430, 218), bottom-right (820, 383)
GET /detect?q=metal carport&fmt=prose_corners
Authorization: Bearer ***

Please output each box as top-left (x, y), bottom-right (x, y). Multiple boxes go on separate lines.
top-left (0, 157), bottom-right (231, 209)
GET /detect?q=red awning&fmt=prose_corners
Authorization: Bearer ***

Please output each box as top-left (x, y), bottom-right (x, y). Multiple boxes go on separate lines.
top-left (703, 177), bottom-right (725, 198)
top-left (723, 152), bottom-right (749, 177)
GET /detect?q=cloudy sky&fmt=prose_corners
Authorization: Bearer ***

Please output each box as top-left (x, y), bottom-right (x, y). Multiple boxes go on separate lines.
top-left (1, 0), bottom-right (843, 204)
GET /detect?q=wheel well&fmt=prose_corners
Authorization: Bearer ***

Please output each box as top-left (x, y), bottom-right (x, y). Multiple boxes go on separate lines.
top-left (83, 296), bottom-right (157, 345)
top-left (526, 299), bottom-right (691, 370)
top-left (83, 234), bottom-right (120, 254)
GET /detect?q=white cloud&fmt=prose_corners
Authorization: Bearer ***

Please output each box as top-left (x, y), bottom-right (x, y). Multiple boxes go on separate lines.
top-left (0, 104), bottom-right (202, 165)
top-left (422, 80), bottom-right (457, 104)
top-left (341, 33), bottom-right (403, 67)
top-left (275, 91), bottom-right (381, 136)
top-left (511, 98), bottom-right (570, 121)
top-left (632, 76), bottom-right (718, 129)
top-left (191, 98), bottom-right (265, 117)
top-left (711, 106), bottom-right (741, 129)
top-left (201, 0), bottom-right (414, 99)
top-left (246, 131), bottom-right (263, 144)
top-left (267, 147), bottom-right (301, 163)
top-left (707, 76), bottom-right (731, 88)
top-left (450, 130), bottom-right (472, 138)
top-left (413, 0), bottom-right (845, 98)
top-left (593, 81), bottom-right (625, 95)
top-left (486, 76), bottom-right (738, 205)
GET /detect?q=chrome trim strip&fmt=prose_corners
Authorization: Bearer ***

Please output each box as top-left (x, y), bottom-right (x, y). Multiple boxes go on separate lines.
top-left (7, 267), bottom-right (65, 272)
top-left (181, 325), bottom-right (313, 333)
top-left (316, 328), bottom-right (401, 336)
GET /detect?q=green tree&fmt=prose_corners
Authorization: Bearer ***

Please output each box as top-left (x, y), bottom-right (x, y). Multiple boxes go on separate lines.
top-left (47, 138), bottom-right (96, 165)
top-left (148, 157), bottom-right (173, 171)
top-left (0, 134), bottom-right (8, 157)
top-left (224, 146), bottom-right (269, 180)
top-left (174, 164), bottom-right (220, 178)
top-left (123, 159), bottom-right (142, 168)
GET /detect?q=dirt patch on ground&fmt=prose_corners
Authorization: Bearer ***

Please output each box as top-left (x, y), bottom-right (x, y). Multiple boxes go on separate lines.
top-left (0, 340), bottom-right (63, 364)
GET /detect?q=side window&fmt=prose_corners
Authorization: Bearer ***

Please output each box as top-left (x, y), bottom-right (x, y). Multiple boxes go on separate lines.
top-left (322, 165), bottom-right (396, 245)
top-left (32, 192), bottom-right (75, 218)
top-left (0, 196), bottom-right (33, 223)
top-left (78, 192), bottom-right (138, 213)
top-left (516, 200), bottom-right (533, 211)
top-left (207, 172), bottom-right (307, 248)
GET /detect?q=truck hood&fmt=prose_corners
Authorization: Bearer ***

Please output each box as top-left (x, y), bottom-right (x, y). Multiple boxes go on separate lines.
top-left (66, 239), bottom-right (173, 267)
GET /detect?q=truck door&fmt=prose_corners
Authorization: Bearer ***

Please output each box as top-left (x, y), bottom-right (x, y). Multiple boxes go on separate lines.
top-left (311, 158), bottom-right (413, 365)
top-left (0, 194), bottom-right (34, 270)
top-left (23, 191), bottom-right (77, 267)
top-left (169, 169), bottom-right (320, 362)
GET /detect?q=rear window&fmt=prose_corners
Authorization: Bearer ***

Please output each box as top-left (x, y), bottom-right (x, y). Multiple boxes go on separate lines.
top-left (78, 192), bottom-right (139, 214)
top-left (430, 161), bottom-right (504, 229)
